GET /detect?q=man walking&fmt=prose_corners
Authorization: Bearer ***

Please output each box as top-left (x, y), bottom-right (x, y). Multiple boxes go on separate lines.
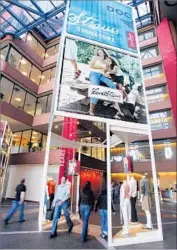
top-left (4, 178), bottom-right (26, 224)
top-left (50, 176), bottom-right (73, 238)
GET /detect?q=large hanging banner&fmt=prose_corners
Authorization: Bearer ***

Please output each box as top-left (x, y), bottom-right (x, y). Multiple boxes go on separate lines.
top-left (56, 0), bottom-right (147, 127)
top-left (67, 0), bottom-right (137, 53)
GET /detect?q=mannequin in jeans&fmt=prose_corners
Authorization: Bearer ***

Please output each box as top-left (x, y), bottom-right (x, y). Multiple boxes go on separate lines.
top-left (129, 176), bottom-right (138, 223)
top-left (140, 174), bottom-right (153, 229)
top-left (120, 180), bottom-right (131, 235)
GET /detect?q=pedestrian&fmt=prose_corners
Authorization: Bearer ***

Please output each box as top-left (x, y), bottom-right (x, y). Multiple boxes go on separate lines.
top-left (95, 186), bottom-right (107, 239)
top-left (49, 176), bottom-right (73, 238)
top-left (79, 181), bottom-right (94, 242)
top-left (4, 178), bottom-right (26, 225)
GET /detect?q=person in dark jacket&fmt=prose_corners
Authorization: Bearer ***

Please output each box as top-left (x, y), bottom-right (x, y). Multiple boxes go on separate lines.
top-left (95, 186), bottom-right (107, 238)
top-left (79, 181), bottom-right (94, 242)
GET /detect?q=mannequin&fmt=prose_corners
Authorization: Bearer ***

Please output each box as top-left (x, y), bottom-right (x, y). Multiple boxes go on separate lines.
top-left (129, 176), bottom-right (138, 223)
top-left (46, 177), bottom-right (56, 210)
top-left (120, 180), bottom-right (131, 235)
top-left (140, 173), bottom-right (153, 229)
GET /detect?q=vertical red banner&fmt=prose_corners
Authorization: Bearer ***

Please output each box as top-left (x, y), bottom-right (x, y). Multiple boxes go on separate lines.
top-left (58, 117), bottom-right (78, 184)
top-left (127, 31), bottom-right (137, 49)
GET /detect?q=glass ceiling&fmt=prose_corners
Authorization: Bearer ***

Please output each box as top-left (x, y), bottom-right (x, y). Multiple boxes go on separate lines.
top-left (0, 0), bottom-right (152, 41)
top-left (0, 0), bottom-right (66, 41)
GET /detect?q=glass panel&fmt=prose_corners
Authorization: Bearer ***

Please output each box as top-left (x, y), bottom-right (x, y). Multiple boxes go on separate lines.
top-left (0, 46), bottom-right (7, 60)
top-left (146, 86), bottom-right (168, 104)
top-left (40, 69), bottom-right (51, 84)
top-left (42, 135), bottom-right (47, 151)
top-left (46, 94), bottom-right (52, 113)
top-left (0, 77), bottom-right (14, 103)
top-left (30, 66), bottom-right (41, 85)
top-left (19, 57), bottom-right (32, 77)
top-left (26, 33), bottom-right (38, 51)
top-left (141, 46), bottom-right (159, 59)
top-left (11, 86), bottom-right (26, 110)
top-left (138, 29), bottom-right (154, 42)
top-left (143, 65), bottom-right (162, 79)
top-left (45, 46), bottom-right (56, 58)
top-left (19, 130), bottom-right (32, 153)
top-left (24, 93), bottom-right (37, 116)
top-left (36, 42), bottom-right (45, 59)
top-left (51, 67), bottom-right (56, 79)
top-left (150, 110), bottom-right (173, 130)
top-left (35, 96), bottom-right (47, 115)
top-left (8, 47), bottom-right (22, 69)
top-left (55, 44), bottom-right (59, 54)
top-left (31, 131), bottom-right (42, 152)
top-left (11, 132), bottom-right (22, 154)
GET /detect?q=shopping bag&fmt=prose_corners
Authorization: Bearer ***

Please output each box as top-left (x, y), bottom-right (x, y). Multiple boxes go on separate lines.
top-left (46, 208), bottom-right (54, 221)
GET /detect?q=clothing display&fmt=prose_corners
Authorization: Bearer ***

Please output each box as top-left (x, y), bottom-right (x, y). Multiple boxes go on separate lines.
top-left (140, 176), bottom-right (153, 229)
top-left (129, 177), bottom-right (138, 222)
top-left (120, 181), bottom-right (131, 234)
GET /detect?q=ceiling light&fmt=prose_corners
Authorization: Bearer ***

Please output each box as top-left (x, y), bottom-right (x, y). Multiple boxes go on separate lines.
top-left (33, 131), bottom-right (38, 135)
top-left (27, 36), bottom-right (32, 41)
top-left (55, 125), bottom-right (58, 128)
top-left (22, 71), bottom-right (27, 76)
top-left (0, 55), bottom-right (5, 60)
top-left (15, 97), bottom-right (22, 102)
top-left (31, 78), bottom-right (36, 82)
top-left (39, 75), bottom-right (45, 79)
top-left (77, 121), bottom-right (80, 125)
top-left (89, 131), bottom-right (92, 135)
top-left (45, 53), bottom-right (49, 57)
top-left (20, 59), bottom-right (27, 64)
top-left (32, 136), bottom-right (36, 139)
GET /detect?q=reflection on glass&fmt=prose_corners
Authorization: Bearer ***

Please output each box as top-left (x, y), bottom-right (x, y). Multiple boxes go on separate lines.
top-left (150, 110), bottom-right (173, 130)
top-left (35, 96), bottom-right (47, 115)
top-left (31, 131), bottom-right (42, 151)
top-left (146, 86), bottom-right (168, 104)
top-left (36, 42), bottom-right (45, 59)
top-left (30, 66), bottom-right (41, 85)
top-left (26, 33), bottom-right (38, 51)
top-left (19, 57), bottom-right (32, 77)
top-left (0, 46), bottom-right (7, 60)
top-left (8, 47), bottom-right (22, 69)
top-left (24, 93), bottom-right (37, 116)
top-left (11, 86), bottom-right (26, 110)
top-left (42, 135), bottom-right (47, 150)
top-left (51, 67), bottom-right (56, 79)
top-left (19, 130), bottom-right (32, 153)
top-left (11, 132), bottom-right (22, 153)
top-left (0, 77), bottom-right (14, 103)
top-left (46, 94), bottom-right (52, 113)
top-left (40, 69), bottom-right (51, 84)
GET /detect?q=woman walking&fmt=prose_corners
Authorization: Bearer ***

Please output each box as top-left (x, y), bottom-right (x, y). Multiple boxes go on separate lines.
top-left (95, 187), bottom-right (108, 239)
top-left (79, 181), bottom-right (94, 242)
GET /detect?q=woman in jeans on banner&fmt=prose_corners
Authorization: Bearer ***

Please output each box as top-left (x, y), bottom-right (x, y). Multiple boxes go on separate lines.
top-left (95, 186), bottom-right (108, 239)
top-left (79, 181), bottom-right (94, 242)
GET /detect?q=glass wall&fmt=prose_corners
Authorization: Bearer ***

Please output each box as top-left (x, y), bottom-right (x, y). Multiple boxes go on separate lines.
top-left (141, 46), bottom-right (159, 59)
top-left (7, 46), bottom-right (55, 85)
top-left (79, 137), bottom-right (105, 161)
top-left (150, 110), bottom-right (173, 130)
top-left (111, 139), bottom-right (176, 162)
top-left (35, 94), bottom-right (52, 115)
top-left (143, 64), bottom-right (163, 79)
top-left (138, 29), bottom-right (155, 42)
top-left (1, 76), bottom-right (37, 115)
top-left (0, 46), bottom-right (8, 60)
top-left (45, 44), bottom-right (59, 58)
top-left (146, 86), bottom-right (169, 104)
top-left (21, 33), bottom-right (45, 59)
top-left (12, 130), bottom-right (47, 153)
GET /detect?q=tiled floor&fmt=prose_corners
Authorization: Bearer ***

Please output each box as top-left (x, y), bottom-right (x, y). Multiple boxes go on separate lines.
top-left (0, 201), bottom-right (176, 249)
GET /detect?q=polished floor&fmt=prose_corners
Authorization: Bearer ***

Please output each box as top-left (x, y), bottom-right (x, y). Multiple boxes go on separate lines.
top-left (0, 200), bottom-right (176, 249)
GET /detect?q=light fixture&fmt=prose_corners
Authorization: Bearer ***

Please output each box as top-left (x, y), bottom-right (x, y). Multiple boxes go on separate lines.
top-left (0, 55), bottom-right (5, 60)
top-left (45, 53), bottom-right (49, 58)
top-left (31, 78), bottom-right (36, 82)
top-left (32, 136), bottom-right (36, 139)
top-left (55, 125), bottom-right (58, 128)
top-left (77, 121), bottom-right (80, 125)
top-left (22, 71), bottom-right (27, 76)
top-left (89, 131), bottom-right (92, 135)
top-left (20, 59), bottom-right (27, 64)
top-left (27, 35), bottom-right (32, 41)
top-left (33, 131), bottom-right (38, 135)
top-left (15, 97), bottom-right (22, 102)
top-left (39, 75), bottom-right (45, 79)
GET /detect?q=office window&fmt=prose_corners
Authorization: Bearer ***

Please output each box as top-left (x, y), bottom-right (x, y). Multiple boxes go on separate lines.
top-left (51, 67), bottom-right (56, 79)
top-left (143, 65), bottom-right (162, 79)
top-left (150, 110), bottom-right (173, 130)
top-left (19, 130), bottom-right (32, 153)
top-left (0, 77), bottom-right (14, 103)
top-left (35, 96), bottom-right (48, 115)
top-left (36, 42), bottom-right (45, 59)
top-left (24, 93), bottom-right (37, 116)
top-left (19, 57), bottom-right (32, 77)
top-left (31, 131), bottom-right (42, 150)
top-left (8, 47), bottom-right (22, 69)
top-left (141, 46), bottom-right (159, 59)
top-left (46, 94), bottom-right (52, 113)
top-left (26, 33), bottom-right (38, 51)
top-left (30, 66), bottom-right (41, 85)
top-left (45, 44), bottom-right (59, 58)
top-left (11, 86), bottom-right (26, 110)
top-left (138, 29), bottom-right (155, 42)
top-left (11, 132), bottom-right (22, 153)
top-left (146, 86), bottom-right (168, 103)
top-left (0, 46), bottom-right (7, 60)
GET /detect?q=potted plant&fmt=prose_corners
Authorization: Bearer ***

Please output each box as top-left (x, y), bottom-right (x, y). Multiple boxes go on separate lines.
top-left (27, 141), bottom-right (33, 152)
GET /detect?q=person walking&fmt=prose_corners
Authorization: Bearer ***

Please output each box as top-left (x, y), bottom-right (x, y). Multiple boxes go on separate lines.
top-left (79, 181), bottom-right (94, 242)
top-left (4, 178), bottom-right (26, 224)
top-left (49, 176), bottom-right (73, 238)
top-left (95, 186), bottom-right (108, 239)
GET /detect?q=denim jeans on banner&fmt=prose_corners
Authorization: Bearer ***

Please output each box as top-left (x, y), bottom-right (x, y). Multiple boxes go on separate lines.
top-left (80, 204), bottom-right (92, 241)
top-left (51, 200), bottom-right (72, 234)
top-left (99, 209), bottom-right (108, 235)
top-left (5, 200), bottom-right (24, 222)
top-left (89, 72), bottom-right (116, 105)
